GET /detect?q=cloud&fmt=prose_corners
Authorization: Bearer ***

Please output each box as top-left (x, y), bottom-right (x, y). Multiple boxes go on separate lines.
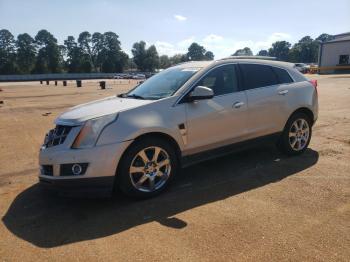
top-left (254, 32), bottom-right (292, 51)
top-left (200, 32), bottom-right (292, 58)
top-left (177, 36), bottom-right (196, 48)
top-left (154, 41), bottom-right (177, 56)
top-left (154, 37), bottom-right (194, 56)
top-left (203, 34), bottom-right (224, 43)
top-left (174, 14), bottom-right (187, 21)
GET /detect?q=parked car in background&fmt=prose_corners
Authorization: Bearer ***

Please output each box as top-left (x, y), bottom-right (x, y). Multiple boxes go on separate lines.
top-left (145, 72), bottom-right (156, 79)
top-left (132, 73), bottom-right (146, 79)
top-left (39, 57), bottom-right (318, 198)
top-left (294, 63), bottom-right (310, 73)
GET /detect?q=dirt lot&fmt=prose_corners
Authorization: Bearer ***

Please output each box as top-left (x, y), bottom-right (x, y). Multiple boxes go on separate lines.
top-left (0, 76), bottom-right (349, 261)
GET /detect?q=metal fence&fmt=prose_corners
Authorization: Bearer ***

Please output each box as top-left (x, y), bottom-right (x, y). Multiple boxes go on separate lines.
top-left (0, 73), bottom-right (119, 82)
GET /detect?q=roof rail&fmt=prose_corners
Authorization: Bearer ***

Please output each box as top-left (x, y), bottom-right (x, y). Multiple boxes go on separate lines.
top-left (219, 56), bottom-right (277, 61)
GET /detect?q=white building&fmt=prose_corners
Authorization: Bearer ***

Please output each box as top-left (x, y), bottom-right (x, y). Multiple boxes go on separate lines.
top-left (318, 32), bottom-right (350, 74)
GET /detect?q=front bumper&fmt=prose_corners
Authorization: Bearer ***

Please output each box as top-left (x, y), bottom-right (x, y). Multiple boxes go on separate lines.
top-left (39, 139), bottom-right (133, 196)
top-left (39, 176), bottom-right (115, 197)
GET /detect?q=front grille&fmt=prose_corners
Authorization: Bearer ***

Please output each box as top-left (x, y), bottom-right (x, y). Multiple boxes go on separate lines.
top-left (44, 125), bottom-right (72, 148)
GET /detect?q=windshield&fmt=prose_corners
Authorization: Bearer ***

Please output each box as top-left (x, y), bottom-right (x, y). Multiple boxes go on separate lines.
top-left (126, 67), bottom-right (200, 100)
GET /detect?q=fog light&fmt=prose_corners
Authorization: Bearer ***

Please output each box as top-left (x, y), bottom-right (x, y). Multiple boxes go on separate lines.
top-left (72, 164), bottom-right (83, 175)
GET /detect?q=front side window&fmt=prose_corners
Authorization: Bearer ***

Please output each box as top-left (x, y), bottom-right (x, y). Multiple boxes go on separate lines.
top-left (339, 55), bottom-right (349, 65)
top-left (240, 64), bottom-right (279, 90)
top-left (126, 67), bottom-right (200, 100)
top-left (197, 65), bottom-right (239, 96)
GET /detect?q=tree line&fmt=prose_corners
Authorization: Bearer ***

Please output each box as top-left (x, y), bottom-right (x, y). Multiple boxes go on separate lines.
top-left (233, 33), bottom-right (334, 63)
top-left (0, 29), bottom-right (333, 75)
top-left (0, 29), bottom-right (214, 75)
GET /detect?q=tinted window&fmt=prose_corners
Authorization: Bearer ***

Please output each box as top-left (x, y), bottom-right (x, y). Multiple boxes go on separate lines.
top-left (197, 65), bottom-right (239, 96)
top-left (240, 64), bottom-right (278, 90)
top-left (272, 67), bottom-right (293, 84)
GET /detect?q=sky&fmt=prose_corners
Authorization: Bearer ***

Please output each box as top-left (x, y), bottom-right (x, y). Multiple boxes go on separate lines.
top-left (1, 0), bottom-right (349, 59)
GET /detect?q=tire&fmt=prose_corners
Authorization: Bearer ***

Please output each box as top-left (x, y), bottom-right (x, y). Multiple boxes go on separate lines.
top-left (278, 112), bottom-right (312, 156)
top-left (116, 137), bottom-right (179, 198)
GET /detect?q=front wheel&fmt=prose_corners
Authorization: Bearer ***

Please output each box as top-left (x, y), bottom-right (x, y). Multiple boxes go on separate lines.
top-left (116, 137), bottom-right (178, 198)
top-left (278, 113), bottom-right (312, 156)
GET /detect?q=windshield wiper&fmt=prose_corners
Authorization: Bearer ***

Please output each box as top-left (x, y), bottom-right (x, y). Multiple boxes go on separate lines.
top-left (117, 93), bottom-right (145, 99)
top-left (125, 94), bottom-right (145, 100)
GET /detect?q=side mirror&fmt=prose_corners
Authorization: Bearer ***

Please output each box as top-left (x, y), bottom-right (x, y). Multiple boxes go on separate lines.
top-left (187, 86), bottom-right (214, 102)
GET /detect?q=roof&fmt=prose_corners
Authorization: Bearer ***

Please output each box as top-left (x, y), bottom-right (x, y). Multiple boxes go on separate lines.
top-left (175, 61), bottom-right (213, 68)
top-left (175, 57), bottom-right (296, 70)
top-left (324, 33), bottom-right (350, 44)
top-left (220, 56), bottom-right (277, 61)
top-left (334, 32), bottom-right (350, 38)
top-left (214, 57), bottom-right (295, 69)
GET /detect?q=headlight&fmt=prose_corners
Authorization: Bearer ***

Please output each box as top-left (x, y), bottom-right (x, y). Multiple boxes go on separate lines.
top-left (72, 113), bottom-right (117, 149)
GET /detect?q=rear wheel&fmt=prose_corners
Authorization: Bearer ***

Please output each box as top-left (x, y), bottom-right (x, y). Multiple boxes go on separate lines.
top-left (117, 137), bottom-right (178, 198)
top-left (278, 113), bottom-right (312, 156)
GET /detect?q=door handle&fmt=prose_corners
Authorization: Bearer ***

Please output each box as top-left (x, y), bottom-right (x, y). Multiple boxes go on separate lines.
top-left (278, 90), bottom-right (288, 95)
top-left (233, 101), bottom-right (244, 108)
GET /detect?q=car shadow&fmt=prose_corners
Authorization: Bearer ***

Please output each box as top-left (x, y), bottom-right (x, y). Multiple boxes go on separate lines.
top-left (2, 145), bottom-right (318, 248)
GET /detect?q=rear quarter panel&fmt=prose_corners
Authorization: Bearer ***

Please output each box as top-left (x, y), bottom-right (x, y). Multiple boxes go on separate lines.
top-left (285, 80), bottom-right (318, 124)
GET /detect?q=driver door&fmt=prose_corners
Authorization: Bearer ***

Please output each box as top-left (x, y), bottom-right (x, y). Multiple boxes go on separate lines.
top-left (184, 64), bottom-right (248, 155)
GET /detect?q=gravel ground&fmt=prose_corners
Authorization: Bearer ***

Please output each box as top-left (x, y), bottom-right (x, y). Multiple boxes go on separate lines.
top-left (0, 75), bottom-right (349, 261)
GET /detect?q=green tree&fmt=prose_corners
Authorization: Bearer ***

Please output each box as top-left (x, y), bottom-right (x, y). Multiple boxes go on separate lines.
top-left (187, 42), bottom-right (206, 60)
top-left (316, 33), bottom-right (334, 43)
top-left (16, 33), bottom-right (36, 74)
top-left (170, 54), bottom-right (187, 65)
top-left (159, 55), bottom-right (171, 69)
top-left (34, 29), bottom-right (62, 73)
top-left (144, 45), bottom-right (159, 72)
top-left (77, 31), bottom-right (93, 72)
top-left (232, 47), bottom-right (253, 56)
top-left (132, 41), bottom-right (147, 71)
top-left (204, 51), bottom-right (214, 60)
top-left (127, 58), bottom-right (137, 70)
top-left (91, 32), bottom-right (104, 71)
top-left (268, 41), bottom-right (291, 61)
top-left (299, 36), bottom-right (318, 63)
top-left (289, 36), bottom-right (319, 63)
top-left (64, 36), bottom-right (83, 72)
top-left (132, 41), bottom-right (160, 71)
top-left (257, 50), bottom-right (268, 56)
top-left (0, 29), bottom-right (17, 74)
top-left (100, 32), bottom-right (128, 73)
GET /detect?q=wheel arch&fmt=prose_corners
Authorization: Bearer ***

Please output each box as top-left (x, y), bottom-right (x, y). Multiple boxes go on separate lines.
top-left (132, 132), bottom-right (182, 161)
top-left (287, 107), bottom-right (315, 126)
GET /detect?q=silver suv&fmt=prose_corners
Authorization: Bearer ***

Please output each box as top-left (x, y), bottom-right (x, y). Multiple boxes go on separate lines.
top-left (39, 57), bottom-right (318, 198)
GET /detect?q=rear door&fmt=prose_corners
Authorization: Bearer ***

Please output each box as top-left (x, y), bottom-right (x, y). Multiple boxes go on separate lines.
top-left (239, 63), bottom-right (294, 138)
top-left (184, 64), bottom-right (248, 155)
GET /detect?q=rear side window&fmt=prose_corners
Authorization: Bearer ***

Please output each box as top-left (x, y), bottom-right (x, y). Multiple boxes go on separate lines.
top-left (272, 67), bottom-right (293, 84)
top-left (240, 64), bottom-right (278, 90)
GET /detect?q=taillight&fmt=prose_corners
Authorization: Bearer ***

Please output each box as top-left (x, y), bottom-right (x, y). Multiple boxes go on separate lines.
top-left (309, 79), bottom-right (318, 95)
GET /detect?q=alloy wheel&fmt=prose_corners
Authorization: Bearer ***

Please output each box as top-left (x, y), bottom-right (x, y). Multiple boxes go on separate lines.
top-left (129, 146), bottom-right (171, 192)
top-left (288, 118), bottom-right (310, 151)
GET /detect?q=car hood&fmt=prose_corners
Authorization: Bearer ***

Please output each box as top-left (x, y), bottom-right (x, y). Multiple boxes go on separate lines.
top-left (55, 96), bottom-right (153, 126)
